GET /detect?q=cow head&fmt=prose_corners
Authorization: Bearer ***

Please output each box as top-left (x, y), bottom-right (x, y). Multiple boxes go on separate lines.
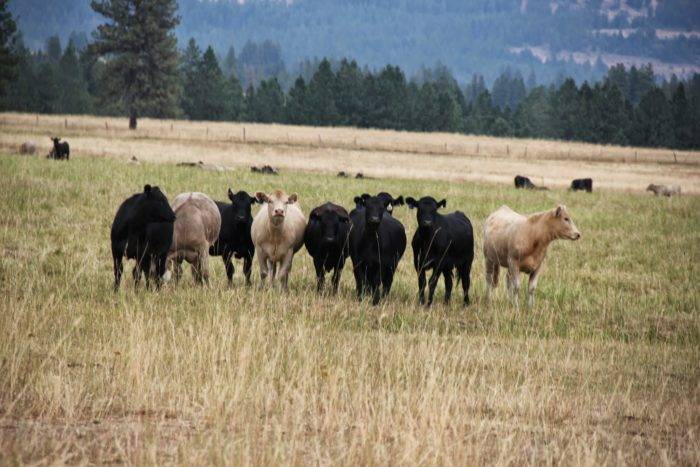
top-left (376, 192), bottom-right (404, 215)
top-left (354, 194), bottom-right (387, 232)
top-left (137, 184), bottom-right (176, 224)
top-left (646, 184), bottom-right (657, 192)
top-left (551, 205), bottom-right (581, 241)
top-left (406, 196), bottom-right (446, 230)
top-left (256, 189), bottom-right (298, 227)
top-left (228, 188), bottom-right (259, 226)
top-left (310, 203), bottom-right (349, 244)
top-left (51, 137), bottom-right (60, 145)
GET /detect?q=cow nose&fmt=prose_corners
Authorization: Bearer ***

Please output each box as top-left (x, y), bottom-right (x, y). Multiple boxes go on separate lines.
top-left (274, 209), bottom-right (284, 216)
top-left (235, 215), bottom-right (246, 222)
top-left (422, 220), bottom-right (433, 226)
top-left (574, 232), bottom-right (581, 240)
top-left (369, 216), bottom-right (380, 224)
top-left (323, 236), bottom-right (335, 243)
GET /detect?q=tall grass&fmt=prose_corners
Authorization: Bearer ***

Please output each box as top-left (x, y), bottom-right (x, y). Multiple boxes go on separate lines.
top-left (0, 154), bottom-right (698, 464)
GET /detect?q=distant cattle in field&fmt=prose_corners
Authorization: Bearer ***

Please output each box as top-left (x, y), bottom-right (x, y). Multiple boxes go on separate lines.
top-left (168, 192), bottom-right (222, 284)
top-left (127, 156), bottom-right (140, 165)
top-left (647, 184), bottom-right (681, 197)
top-left (304, 202), bottom-right (351, 294)
top-left (209, 189), bottom-right (260, 286)
top-left (251, 189), bottom-right (306, 289)
top-left (406, 196), bottom-right (474, 306)
top-left (19, 141), bottom-right (36, 154)
top-left (570, 178), bottom-right (593, 192)
top-left (50, 137), bottom-right (69, 160)
top-left (514, 175), bottom-right (548, 190)
top-left (251, 165), bottom-right (278, 175)
top-left (355, 172), bottom-right (364, 179)
top-left (337, 171), bottom-right (348, 178)
top-left (111, 185), bottom-right (176, 291)
top-left (349, 193), bottom-right (406, 304)
top-left (483, 204), bottom-right (581, 309)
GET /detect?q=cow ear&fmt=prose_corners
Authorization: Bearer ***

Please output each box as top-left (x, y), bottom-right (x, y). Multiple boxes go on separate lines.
top-left (144, 184), bottom-right (152, 195)
top-left (393, 195), bottom-right (404, 206)
top-left (288, 193), bottom-right (298, 204)
top-left (405, 197), bottom-right (417, 209)
top-left (361, 193), bottom-right (371, 200)
top-left (438, 199), bottom-right (447, 208)
top-left (228, 188), bottom-right (235, 201)
top-left (250, 195), bottom-right (260, 204)
top-left (354, 196), bottom-right (365, 206)
top-left (255, 192), bottom-right (269, 203)
top-left (555, 205), bottom-right (565, 217)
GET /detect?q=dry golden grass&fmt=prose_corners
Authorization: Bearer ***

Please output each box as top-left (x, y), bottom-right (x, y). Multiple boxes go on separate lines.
top-left (0, 115), bottom-right (699, 464)
top-left (1, 112), bottom-right (699, 194)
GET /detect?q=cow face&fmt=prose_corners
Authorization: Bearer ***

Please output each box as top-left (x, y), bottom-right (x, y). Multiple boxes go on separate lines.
top-left (256, 190), bottom-right (298, 227)
top-left (228, 188), bottom-right (258, 226)
top-left (354, 195), bottom-right (386, 231)
top-left (51, 137), bottom-right (60, 145)
top-left (376, 192), bottom-right (404, 214)
top-left (138, 184), bottom-right (176, 224)
top-left (311, 205), bottom-right (349, 244)
top-left (406, 196), bottom-right (446, 229)
top-left (552, 205), bottom-right (581, 240)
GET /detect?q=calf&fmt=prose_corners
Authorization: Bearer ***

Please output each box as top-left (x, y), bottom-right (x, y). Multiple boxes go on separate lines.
top-left (50, 137), bottom-right (69, 160)
top-left (168, 192), bottom-right (222, 284)
top-left (570, 178), bottom-right (593, 192)
top-left (406, 196), bottom-right (474, 306)
top-left (646, 184), bottom-right (681, 197)
top-left (251, 189), bottom-right (306, 289)
top-left (483, 205), bottom-right (581, 309)
top-left (209, 189), bottom-right (259, 285)
top-left (349, 194), bottom-right (406, 305)
top-left (110, 185), bottom-right (176, 291)
top-left (304, 203), bottom-right (351, 294)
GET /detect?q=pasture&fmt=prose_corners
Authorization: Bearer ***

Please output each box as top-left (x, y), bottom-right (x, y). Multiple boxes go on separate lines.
top-left (0, 115), bottom-right (699, 464)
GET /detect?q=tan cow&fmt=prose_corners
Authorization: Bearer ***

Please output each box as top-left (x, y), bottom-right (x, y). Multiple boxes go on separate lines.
top-left (646, 184), bottom-right (681, 197)
top-left (251, 189), bottom-right (306, 289)
top-left (168, 192), bottom-right (222, 284)
top-left (483, 205), bottom-right (581, 309)
top-left (19, 141), bottom-right (36, 155)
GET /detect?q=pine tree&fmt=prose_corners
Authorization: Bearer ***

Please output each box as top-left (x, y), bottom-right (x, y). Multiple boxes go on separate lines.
top-left (91, 0), bottom-right (181, 129)
top-left (631, 88), bottom-right (673, 147)
top-left (223, 73), bottom-right (245, 121)
top-left (57, 41), bottom-right (92, 114)
top-left (223, 45), bottom-right (237, 78)
top-left (180, 38), bottom-right (202, 119)
top-left (286, 76), bottom-right (309, 125)
top-left (550, 78), bottom-right (580, 140)
top-left (192, 46), bottom-right (228, 120)
top-left (671, 83), bottom-right (692, 149)
top-left (45, 35), bottom-right (62, 64)
top-left (307, 59), bottom-right (339, 125)
top-left (251, 77), bottom-right (284, 123)
top-left (334, 59), bottom-right (364, 126)
top-left (0, 0), bottom-right (18, 97)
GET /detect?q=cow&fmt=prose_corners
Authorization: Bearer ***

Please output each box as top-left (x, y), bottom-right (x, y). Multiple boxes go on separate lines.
top-left (646, 184), bottom-right (681, 197)
top-left (405, 196), bottom-right (474, 306)
top-left (483, 205), bottom-right (581, 309)
top-left (349, 194), bottom-right (406, 305)
top-left (50, 137), bottom-right (69, 160)
top-left (209, 189), bottom-right (260, 286)
top-left (251, 189), bottom-right (306, 290)
top-left (570, 178), bottom-right (593, 192)
top-left (110, 185), bottom-right (176, 291)
top-left (19, 141), bottom-right (36, 155)
top-left (514, 175), bottom-right (536, 189)
top-left (304, 203), bottom-right (351, 294)
top-left (168, 192), bottom-right (222, 285)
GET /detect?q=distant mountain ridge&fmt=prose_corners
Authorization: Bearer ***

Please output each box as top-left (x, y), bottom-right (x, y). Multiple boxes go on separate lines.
top-left (9, 0), bottom-right (700, 84)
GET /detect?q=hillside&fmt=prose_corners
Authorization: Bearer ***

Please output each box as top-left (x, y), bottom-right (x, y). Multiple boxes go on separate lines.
top-left (9, 0), bottom-right (700, 83)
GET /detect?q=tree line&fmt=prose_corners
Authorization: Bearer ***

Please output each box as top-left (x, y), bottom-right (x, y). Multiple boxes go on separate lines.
top-left (0, 0), bottom-right (698, 149)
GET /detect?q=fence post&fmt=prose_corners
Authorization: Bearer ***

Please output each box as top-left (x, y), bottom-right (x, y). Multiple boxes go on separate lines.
top-left (673, 152), bottom-right (677, 163)
top-left (64, 118), bottom-right (68, 129)
top-left (476, 143), bottom-right (479, 154)
top-left (243, 127), bottom-right (246, 142)
top-left (506, 144), bottom-right (509, 155)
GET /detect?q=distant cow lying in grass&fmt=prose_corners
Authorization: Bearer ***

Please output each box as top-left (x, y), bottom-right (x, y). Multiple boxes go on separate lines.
top-left (252, 189), bottom-right (306, 289)
top-left (483, 204), bottom-right (581, 309)
top-left (168, 192), bottom-right (222, 285)
top-left (514, 175), bottom-right (547, 190)
top-left (110, 185), bottom-right (176, 291)
top-left (49, 137), bottom-right (69, 160)
top-left (646, 184), bottom-right (681, 197)
top-left (251, 165), bottom-right (279, 175)
top-left (570, 178), bottom-right (593, 192)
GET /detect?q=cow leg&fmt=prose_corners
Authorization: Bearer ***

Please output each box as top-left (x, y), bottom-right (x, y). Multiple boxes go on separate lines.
top-left (331, 265), bottom-right (342, 295)
top-left (243, 255), bottom-right (253, 286)
top-left (370, 266), bottom-right (381, 305)
top-left (276, 250), bottom-right (294, 291)
top-left (223, 252), bottom-right (235, 286)
top-left (153, 254), bottom-right (168, 290)
top-left (443, 269), bottom-right (453, 304)
top-left (417, 268), bottom-right (427, 304)
top-left (527, 267), bottom-right (542, 310)
top-left (353, 267), bottom-right (365, 300)
top-left (113, 252), bottom-right (124, 291)
top-left (506, 261), bottom-right (521, 309)
top-left (458, 262), bottom-right (472, 306)
top-left (173, 258), bottom-right (184, 284)
top-left (381, 266), bottom-right (394, 297)
top-left (484, 257), bottom-right (499, 303)
top-left (257, 253), bottom-right (269, 286)
top-left (427, 268), bottom-right (441, 306)
top-left (314, 257), bottom-right (325, 293)
top-left (197, 250), bottom-right (211, 285)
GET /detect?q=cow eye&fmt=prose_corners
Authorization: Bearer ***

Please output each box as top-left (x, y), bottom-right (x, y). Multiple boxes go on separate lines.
top-left (564, 217), bottom-right (570, 222)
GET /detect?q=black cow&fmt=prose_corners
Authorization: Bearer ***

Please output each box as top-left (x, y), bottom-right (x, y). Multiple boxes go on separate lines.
top-left (304, 203), bottom-right (351, 294)
top-left (514, 175), bottom-right (536, 189)
top-left (50, 137), bottom-right (69, 160)
top-left (111, 185), bottom-right (176, 291)
top-left (570, 178), bottom-right (593, 192)
top-left (209, 189), bottom-right (259, 286)
top-left (349, 194), bottom-right (407, 305)
top-left (406, 196), bottom-right (474, 306)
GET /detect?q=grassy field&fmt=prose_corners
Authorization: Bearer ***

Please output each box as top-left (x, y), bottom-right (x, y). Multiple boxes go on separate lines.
top-left (0, 118), bottom-right (699, 464)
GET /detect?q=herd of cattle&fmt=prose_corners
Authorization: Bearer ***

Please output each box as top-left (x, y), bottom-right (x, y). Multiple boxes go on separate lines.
top-left (111, 185), bottom-right (583, 308)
